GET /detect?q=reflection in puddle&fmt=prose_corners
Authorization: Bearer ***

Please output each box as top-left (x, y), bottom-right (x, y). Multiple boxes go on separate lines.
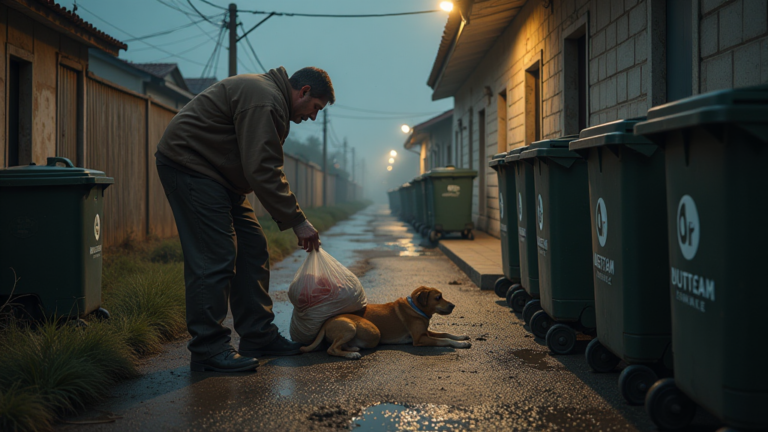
top-left (351, 403), bottom-right (471, 431)
top-left (274, 377), bottom-right (295, 397)
top-left (510, 349), bottom-right (565, 371)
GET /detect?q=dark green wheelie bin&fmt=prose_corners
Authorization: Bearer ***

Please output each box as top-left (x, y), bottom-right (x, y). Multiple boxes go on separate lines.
top-left (422, 167), bottom-right (477, 242)
top-left (0, 157), bottom-right (114, 321)
top-left (635, 86), bottom-right (768, 431)
top-left (570, 118), bottom-right (672, 406)
top-left (518, 136), bottom-right (594, 354)
top-left (489, 153), bottom-right (521, 298)
top-left (411, 175), bottom-right (427, 232)
top-left (388, 188), bottom-right (401, 215)
top-left (398, 182), bottom-right (413, 223)
top-left (504, 146), bottom-right (542, 320)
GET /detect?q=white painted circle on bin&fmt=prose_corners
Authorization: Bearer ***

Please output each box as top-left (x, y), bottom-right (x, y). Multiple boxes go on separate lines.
top-left (94, 214), bottom-right (101, 241)
top-left (537, 194), bottom-right (544, 231)
top-left (500, 192), bottom-right (504, 219)
top-left (596, 197), bottom-right (608, 247)
top-left (518, 192), bottom-right (523, 221)
top-left (677, 195), bottom-right (699, 260)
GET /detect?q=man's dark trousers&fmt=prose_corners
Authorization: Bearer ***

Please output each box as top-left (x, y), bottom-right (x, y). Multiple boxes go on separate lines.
top-left (157, 163), bottom-right (277, 361)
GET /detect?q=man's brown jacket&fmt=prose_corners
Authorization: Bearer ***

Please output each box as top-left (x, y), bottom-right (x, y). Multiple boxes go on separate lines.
top-left (156, 67), bottom-right (305, 231)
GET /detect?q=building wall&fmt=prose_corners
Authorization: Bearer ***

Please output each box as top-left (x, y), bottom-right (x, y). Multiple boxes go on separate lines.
top-left (451, 0), bottom-right (768, 238)
top-left (0, 5), bottom-right (89, 168)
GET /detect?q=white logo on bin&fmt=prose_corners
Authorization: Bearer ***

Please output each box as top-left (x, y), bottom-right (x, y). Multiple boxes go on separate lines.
top-left (677, 195), bottom-right (699, 260)
top-left (94, 214), bottom-right (101, 241)
top-left (537, 194), bottom-right (544, 231)
top-left (500, 192), bottom-right (504, 219)
top-left (518, 192), bottom-right (523, 222)
top-left (596, 197), bottom-right (608, 247)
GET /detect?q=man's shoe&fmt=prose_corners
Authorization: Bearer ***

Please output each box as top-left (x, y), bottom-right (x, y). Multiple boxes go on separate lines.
top-left (190, 349), bottom-right (259, 372)
top-left (240, 333), bottom-right (303, 357)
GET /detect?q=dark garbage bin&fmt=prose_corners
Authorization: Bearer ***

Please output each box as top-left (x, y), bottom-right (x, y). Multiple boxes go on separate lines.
top-left (422, 166), bottom-right (477, 242)
top-left (398, 182), bottom-right (413, 223)
top-left (387, 187), bottom-right (401, 215)
top-left (411, 175), bottom-right (428, 233)
top-left (635, 86), bottom-right (768, 431)
top-left (504, 146), bottom-right (541, 319)
top-left (489, 152), bottom-right (521, 298)
top-left (0, 157), bottom-right (114, 321)
top-left (570, 118), bottom-right (671, 405)
top-left (518, 135), bottom-right (593, 354)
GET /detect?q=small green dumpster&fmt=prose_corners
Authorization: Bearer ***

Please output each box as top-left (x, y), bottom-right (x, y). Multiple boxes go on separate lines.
top-left (0, 157), bottom-right (114, 320)
top-left (504, 146), bottom-right (541, 318)
top-left (489, 153), bottom-right (521, 298)
top-left (570, 118), bottom-right (671, 405)
top-left (518, 136), bottom-right (593, 354)
top-left (387, 188), bottom-right (401, 215)
top-left (422, 166), bottom-right (477, 242)
top-left (635, 86), bottom-right (768, 431)
top-left (398, 182), bottom-right (413, 223)
top-left (411, 175), bottom-right (427, 231)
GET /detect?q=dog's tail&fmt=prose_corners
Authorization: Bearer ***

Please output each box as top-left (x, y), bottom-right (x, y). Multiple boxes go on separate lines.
top-left (300, 325), bottom-right (326, 353)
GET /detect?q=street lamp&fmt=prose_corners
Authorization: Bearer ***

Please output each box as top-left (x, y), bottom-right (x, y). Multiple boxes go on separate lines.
top-left (440, 1), bottom-right (454, 12)
top-left (388, 158), bottom-right (395, 164)
top-left (400, 124), bottom-right (411, 134)
top-left (390, 150), bottom-right (397, 157)
top-left (387, 166), bottom-right (393, 171)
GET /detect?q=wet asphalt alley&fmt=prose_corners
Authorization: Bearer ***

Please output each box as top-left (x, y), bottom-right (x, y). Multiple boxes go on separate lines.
top-left (60, 205), bottom-right (719, 432)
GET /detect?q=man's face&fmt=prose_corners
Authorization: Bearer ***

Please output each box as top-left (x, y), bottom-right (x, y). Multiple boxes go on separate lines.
top-left (292, 85), bottom-right (328, 124)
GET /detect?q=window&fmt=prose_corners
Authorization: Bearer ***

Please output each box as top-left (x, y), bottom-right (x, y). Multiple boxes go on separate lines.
top-left (525, 58), bottom-right (541, 145)
top-left (563, 17), bottom-right (588, 134)
top-left (497, 89), bottom-right (507, 153)
top-left (667, 0), bottom-right (693, 102)
top-left (8, 56), bottom-right (33, 167)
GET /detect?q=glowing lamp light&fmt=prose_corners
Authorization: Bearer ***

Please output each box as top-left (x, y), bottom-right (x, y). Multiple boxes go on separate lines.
top-left (387, 166), bottom-right (393, 171)
top-left (400, 124), bottom-right (411, 133)
top-left (440, 1), bottom-right (454, 12)
top-left (390, 150), bottom-right (398, 157)
top-left (389, 158), bottom-right (395, 164)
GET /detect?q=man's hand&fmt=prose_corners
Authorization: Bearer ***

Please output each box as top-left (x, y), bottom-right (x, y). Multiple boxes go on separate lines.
top-left (293, 220), bottom-right (320, 252)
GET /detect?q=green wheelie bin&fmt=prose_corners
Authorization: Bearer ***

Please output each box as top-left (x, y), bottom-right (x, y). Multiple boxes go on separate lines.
top-left (0, 157), bottom-right (114, 322)
top-left (489, 153), bottom-right (522, 298)
top-left (398, 182), bottom-right (413, 223)
top-left (411, 175), bottom-right (427, 232)
top-left (570, 118), bottom-right (672, 406)
top-left (518, 136), bottom-right (594, 354)
top-left (504, 146), bottom-right (544, 320)
top-left (422, 166), bottom-right (477, 242)
top-left (388, 188), bottom-right (401, 216)
top-left (635, 86), bottom-right (768, 431)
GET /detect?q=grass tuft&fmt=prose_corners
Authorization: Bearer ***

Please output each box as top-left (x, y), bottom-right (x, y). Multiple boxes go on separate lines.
top-left (0, 384), bottom-right (53, 432)
top-left (148, 240), bottom-right (184, 264)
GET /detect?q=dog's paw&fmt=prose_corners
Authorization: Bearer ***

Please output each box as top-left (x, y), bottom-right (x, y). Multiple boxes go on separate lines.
top-left (457, 335), bottom-right (470, 341)
top-left (454, 341), bottom-right (472, 349)
top-left (345, 352), bottom-right (362, 360)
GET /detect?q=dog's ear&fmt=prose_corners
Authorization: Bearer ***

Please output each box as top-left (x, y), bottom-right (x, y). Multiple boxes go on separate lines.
top-left (414, 287), bottom-right (430, 308)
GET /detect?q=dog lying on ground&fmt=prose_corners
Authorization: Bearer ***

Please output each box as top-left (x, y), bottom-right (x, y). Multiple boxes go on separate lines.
top-left (300, 286), bottom-right (471, 359)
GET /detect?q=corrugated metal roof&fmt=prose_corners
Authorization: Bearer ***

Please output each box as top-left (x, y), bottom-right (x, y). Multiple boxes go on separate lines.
top-left (428, 0), bottom-right (527, 100)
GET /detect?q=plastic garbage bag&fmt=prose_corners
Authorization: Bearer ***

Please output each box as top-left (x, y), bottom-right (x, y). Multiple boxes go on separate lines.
top-left (288, 248), bottom-right (367, 343)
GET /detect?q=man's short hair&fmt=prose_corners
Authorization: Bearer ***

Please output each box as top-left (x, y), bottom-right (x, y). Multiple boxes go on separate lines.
top-left (289, 67), bottom-right (335, 104)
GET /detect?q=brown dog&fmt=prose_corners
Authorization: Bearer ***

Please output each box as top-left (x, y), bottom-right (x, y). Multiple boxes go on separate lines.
top-left (300, 286), bottom-right (471, 359)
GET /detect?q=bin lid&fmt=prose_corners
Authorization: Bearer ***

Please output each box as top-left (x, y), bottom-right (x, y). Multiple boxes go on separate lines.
top-left (518, 135), bottom-right (581, 163)
top-left (503, 146), bottom-right (529, 163)
top-left (402, 182), bottom-right (412, 188)
top-left (423, 166), bottom-right (478, 178)
top-left (570, 118), bottom-right (657, 156)
top-left (635, 85), bottom-right (768, 140)
top-left (0, 157), bottom-right (114, 187)
top-left (489, 152), bottom-right (508, 168)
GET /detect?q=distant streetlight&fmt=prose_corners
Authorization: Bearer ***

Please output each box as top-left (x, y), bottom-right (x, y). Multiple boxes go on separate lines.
top-left (389, 157), bottom-right (395, 164)
top-left (440, 1), bottom-right (454, 12)
top-left (400, 124), bottom-right (411, 133)
top-left (387, 166), bottom-right (393, 171)
top-left (390, 150), bottom-right (398, 157)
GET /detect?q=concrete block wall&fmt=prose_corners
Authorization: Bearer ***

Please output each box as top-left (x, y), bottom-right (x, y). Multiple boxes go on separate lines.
top-left (450, 0), bottom-right (767, 239)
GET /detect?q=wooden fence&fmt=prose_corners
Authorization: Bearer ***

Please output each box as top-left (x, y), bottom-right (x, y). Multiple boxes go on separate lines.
top-left (82, 73), bottom-right (362, 248)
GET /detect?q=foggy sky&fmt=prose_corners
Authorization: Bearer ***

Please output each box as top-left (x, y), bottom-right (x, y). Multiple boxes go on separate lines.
top-left (60, 0), bottom-right (453, 202)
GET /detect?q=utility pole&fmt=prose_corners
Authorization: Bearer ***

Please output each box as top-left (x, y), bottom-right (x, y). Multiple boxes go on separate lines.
top-left (351, 147), bottom-right (356, 183)
top-left (228, 3), bottom-right (237, 77)
top-left (342, 138), bottom-right (348, 180)
top-left (322, 110), bottom-right (328, 206)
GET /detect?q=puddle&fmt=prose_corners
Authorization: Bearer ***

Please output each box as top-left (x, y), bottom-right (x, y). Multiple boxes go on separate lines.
top-left (510, 349), bottom-right (566, 372)
top-left (350, 403), bottom-right (471, 431)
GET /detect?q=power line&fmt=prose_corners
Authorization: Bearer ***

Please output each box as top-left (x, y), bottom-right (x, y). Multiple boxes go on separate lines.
top-left (239, 23), bottom-right (267, 73)
top-left (201, 25), bottom-right (226, 78)
top-left (187, 0), bottom-right (218, 24)
top-left (331, 112), bottom-right (441, 121)
top-left (194, 1), bottom-right (439, 18)
top-left (332, 104), bottom-right (444, 116)
top-left (123, 18), bottom-right (207, 41)
top-left (130, 31), bottom-right (212, 52)
top-left (154, 0), bottom-right (204, 18)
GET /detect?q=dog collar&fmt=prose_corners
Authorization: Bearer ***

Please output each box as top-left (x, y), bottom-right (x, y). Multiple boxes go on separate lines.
top-left (406, 296), bottom-right (430, 319)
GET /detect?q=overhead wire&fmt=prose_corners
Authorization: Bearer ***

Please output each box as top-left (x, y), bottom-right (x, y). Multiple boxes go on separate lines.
top-left (196, 0), bottom-right (439, 18)
top-left (239, 23), bottom-right (267, 73)
top-left (332, 104), bottom-right (444, 116)
top-left (123, 18), bottom-right (208, 41)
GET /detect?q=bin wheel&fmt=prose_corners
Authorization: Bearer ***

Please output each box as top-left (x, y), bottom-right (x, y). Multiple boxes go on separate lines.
top-left (585, 338), bottom-right (621, 373)
top-left (90, 307), bottom-right (111, 320)
top-left (530, 310), bottom-right (554, 339)
top-left (421, 227), bottom-right (431, 238)
top-left (461, 230), bottom-right (475, 240)
top-left (428, 230), bottom-right (442, 242)
top-left (522, 299), bottom-right (542, 327)
top-left (509, 289), bottom-right (530, 313)
top-left (645, 378), bottom-right (696, 431)
top-left (66, 318), bottom-right (89, 329)
top-left (494, 277), bottom-right (514, 298)
top-left (546, 324), bottom-right (577, 355)
top-left (619, 364), bottom-right (658, 405)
